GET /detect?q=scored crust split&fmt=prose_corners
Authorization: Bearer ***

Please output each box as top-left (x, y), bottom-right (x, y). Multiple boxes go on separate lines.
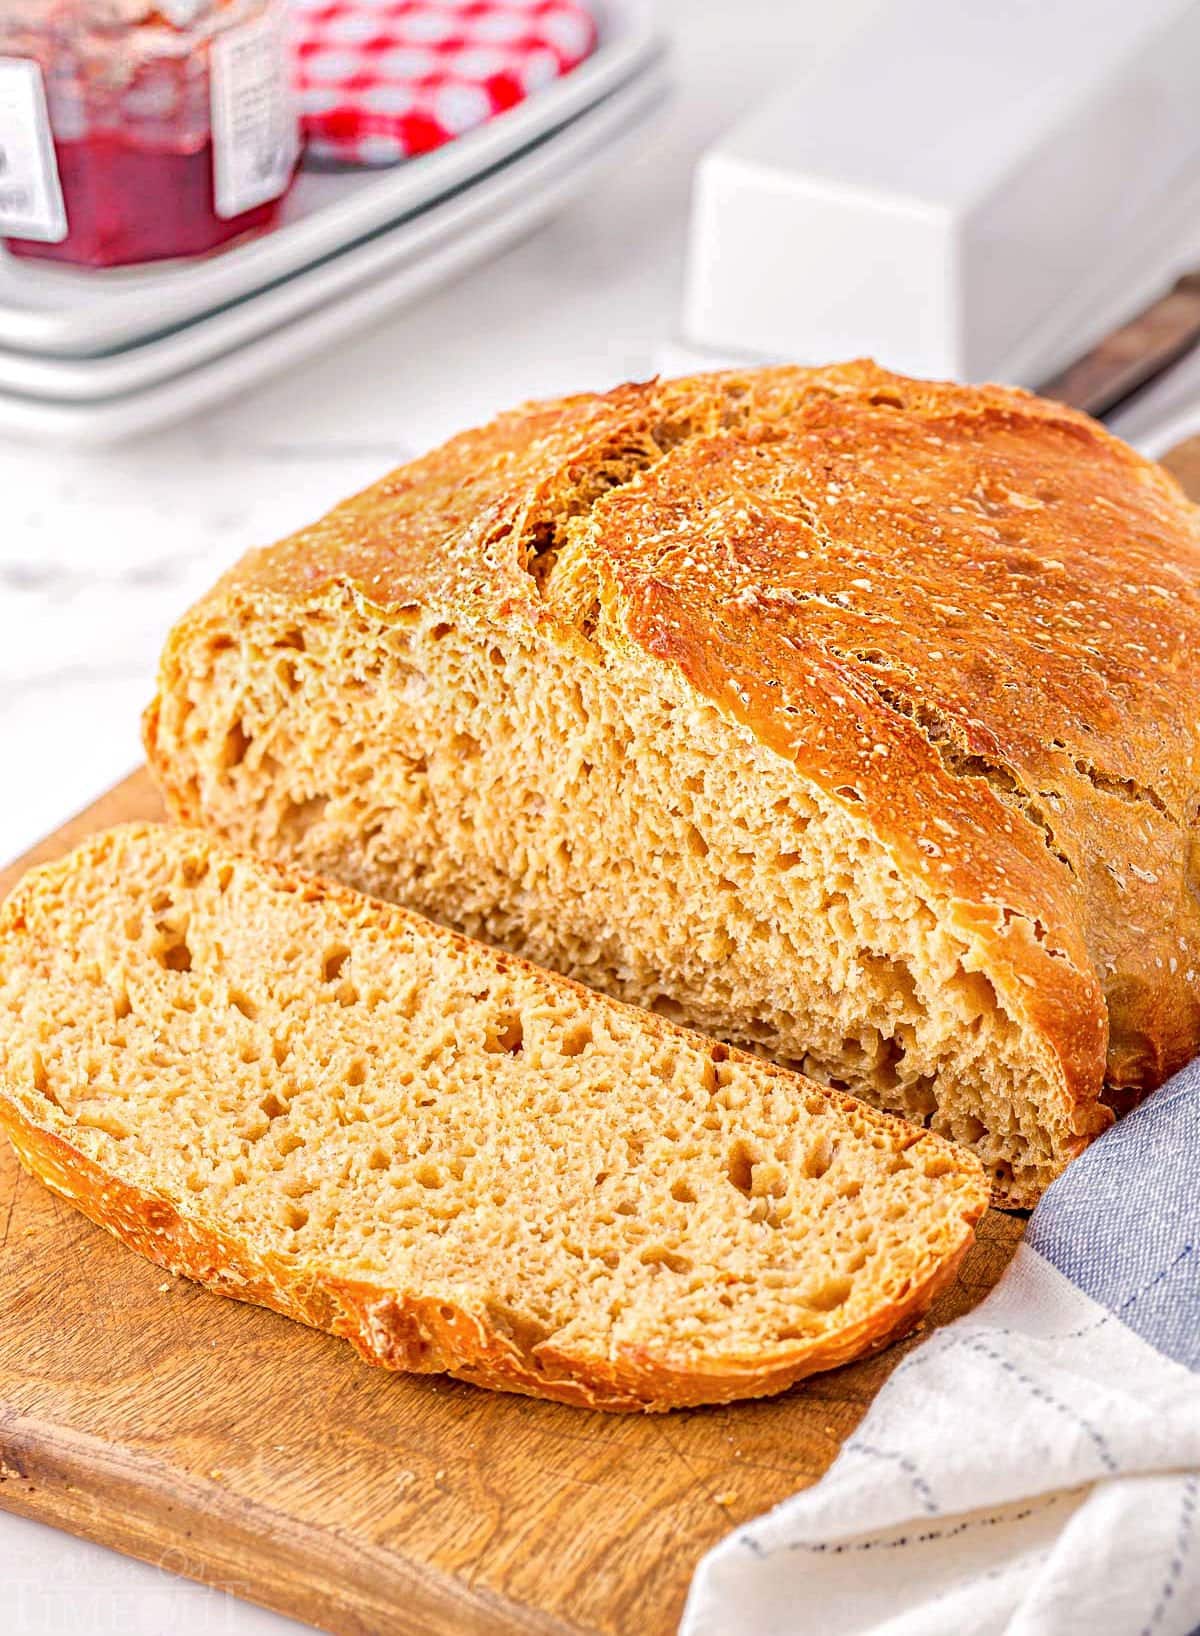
top-left (145, 362), bottom-right (1200, 1206)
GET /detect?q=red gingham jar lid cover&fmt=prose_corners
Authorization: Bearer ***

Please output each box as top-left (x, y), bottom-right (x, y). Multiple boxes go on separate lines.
top-left (292, 0), bottom-right (599, 165)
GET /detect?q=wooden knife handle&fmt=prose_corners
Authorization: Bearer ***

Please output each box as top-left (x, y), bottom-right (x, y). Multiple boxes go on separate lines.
top-left (1039, 272), bottom-right (1200, 420)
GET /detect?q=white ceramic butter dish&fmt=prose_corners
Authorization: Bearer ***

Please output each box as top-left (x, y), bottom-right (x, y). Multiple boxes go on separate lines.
top-left (682, 0), bottom-right (1200, 386)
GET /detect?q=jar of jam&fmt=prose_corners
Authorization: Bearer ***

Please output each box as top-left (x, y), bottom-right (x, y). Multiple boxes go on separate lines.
top-left (0, 0), bottom-right (299, 268)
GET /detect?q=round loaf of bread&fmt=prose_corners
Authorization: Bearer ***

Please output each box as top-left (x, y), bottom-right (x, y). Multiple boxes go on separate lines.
top-left (145, 362), bottom-right (1200, 1205)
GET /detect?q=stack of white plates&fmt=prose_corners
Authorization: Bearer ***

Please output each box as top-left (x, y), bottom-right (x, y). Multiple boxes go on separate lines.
top-left (0, 0), bottom-right (666, 444)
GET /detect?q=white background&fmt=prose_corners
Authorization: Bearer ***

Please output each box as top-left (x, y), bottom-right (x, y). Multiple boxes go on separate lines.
top-left (2, 0), bottom-right (1199, 1629)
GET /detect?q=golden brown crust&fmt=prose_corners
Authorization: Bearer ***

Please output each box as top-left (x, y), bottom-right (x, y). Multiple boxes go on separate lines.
top-left (0, 1103), bottom-right (978, 1413)
top-left (146, 362), bottom-right (1200, 1147)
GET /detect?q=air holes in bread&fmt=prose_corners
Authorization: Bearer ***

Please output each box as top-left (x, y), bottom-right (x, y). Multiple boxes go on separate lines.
top-left (484, 1011), bottom-right (524, 1054)
top-left (640, 1246), bottom-right (691, 1274)
top-left (685, 825), bottom-right (709, 858)
top-left (726, 1137), bottom-right (759, 1196)
top-left (923, 1152), bottom-right (959, 1179)
top-left (559, 1021), bottom-right (591, 1057)
top-left (804, 1133), bottom-right (835, 1179)
top-left (157, 932), bottom-right (192, 973)
top-left (220, 721), bottom-right (250, 770)
top-left (906, 1076), bottom-right (938, 1120)
top-left (279, 795), bottom-right (328, 844)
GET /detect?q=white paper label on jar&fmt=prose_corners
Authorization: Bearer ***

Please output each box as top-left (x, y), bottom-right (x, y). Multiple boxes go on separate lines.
top-left (210, 2), bottom-right (300, 221)
top-left (0, 58), bottom-right (67, 242)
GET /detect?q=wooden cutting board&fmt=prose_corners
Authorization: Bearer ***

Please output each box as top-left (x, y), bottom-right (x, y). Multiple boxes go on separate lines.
top-left (7, 424), bottom-right (1200, 1633)
top-left (0, 770), bottom-right (1023, 1636)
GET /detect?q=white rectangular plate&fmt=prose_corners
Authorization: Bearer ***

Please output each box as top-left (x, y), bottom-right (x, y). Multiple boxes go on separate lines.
top-left (0, 62), bottom-right (666, 402)
top-left (0, 65), bottom-right (667, 443)
top-left (0, 0), bottom-right (659, 358)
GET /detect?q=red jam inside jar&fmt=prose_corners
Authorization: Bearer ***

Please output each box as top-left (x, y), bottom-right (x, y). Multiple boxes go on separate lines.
top-left (0, 1), bottom-right (299, 269)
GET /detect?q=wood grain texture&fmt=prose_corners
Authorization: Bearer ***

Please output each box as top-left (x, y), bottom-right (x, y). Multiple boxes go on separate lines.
top-left (0, 770), bottom-right (1023, 1635)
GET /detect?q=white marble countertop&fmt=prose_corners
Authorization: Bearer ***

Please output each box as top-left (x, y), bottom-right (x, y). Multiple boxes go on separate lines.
top-left (4, 0), bottom-right (1200, 1629)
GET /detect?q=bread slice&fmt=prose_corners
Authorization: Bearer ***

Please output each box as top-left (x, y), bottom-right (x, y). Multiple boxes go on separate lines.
top-left (0, 824), bottom-right (986, 1412)
top-left (144, 362), bottom-right (1200, 1205)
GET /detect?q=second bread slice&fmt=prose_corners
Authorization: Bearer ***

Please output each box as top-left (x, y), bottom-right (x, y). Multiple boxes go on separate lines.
top-left (0, 825), bottom-right (987, 1411)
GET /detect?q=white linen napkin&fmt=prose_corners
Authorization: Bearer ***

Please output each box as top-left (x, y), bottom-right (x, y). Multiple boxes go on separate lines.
top-left (683, 1061), bottom-right (1200, 1636)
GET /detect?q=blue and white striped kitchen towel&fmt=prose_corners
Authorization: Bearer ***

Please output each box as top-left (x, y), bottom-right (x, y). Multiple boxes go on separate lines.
top-left (683, 1060), bottom-right (1200, 1636)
